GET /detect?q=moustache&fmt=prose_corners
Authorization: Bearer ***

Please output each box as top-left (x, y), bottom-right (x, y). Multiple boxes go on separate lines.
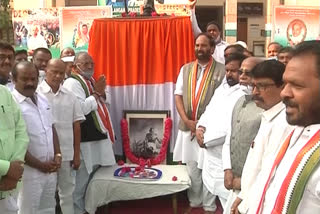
top-left (252, 95), bottom-right (264, 102)
top-left (283, 98), bottom-right (298, 108)
top-left (24, 86), bottom-right (36, 90)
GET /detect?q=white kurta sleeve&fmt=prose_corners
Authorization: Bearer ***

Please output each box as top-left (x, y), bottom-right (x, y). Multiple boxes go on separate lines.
top-left (72, 94), bottom-right (86, 122)
top-left (222, 126), bottom-right (232, 170)
top-left (190, 9), bottom-right (202, 38)
top-left (63, 78), bottom-right (98, 115)
top-left (174, 67), bottom-right (184, 96)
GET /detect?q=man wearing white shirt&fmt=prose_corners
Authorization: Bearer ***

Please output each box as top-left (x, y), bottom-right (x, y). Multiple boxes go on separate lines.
top-left (195, 53), bottom-right (246, 213)
top-left (63, 52), bottom-right (116, 214)
top-left (189, 0), bottom-right (228, 64)
top-left (0, 42), bottom-right (15, 90)
top-left (221, 57), bottom-right (264, 213)
top-left (38, 59), bottom-right (85, 214)
top-left (32, 48), bottom-right (52, 84)
top-left (173, 33), bottom-right (225, 214)
top-left (247, 41), bottom-right (320, 214)
top-left (11, 61), bottom-right (61, 214)
top-left (227, 60), bottom-right (291, 214)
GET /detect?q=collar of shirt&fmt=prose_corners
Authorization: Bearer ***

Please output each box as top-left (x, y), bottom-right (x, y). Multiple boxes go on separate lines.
top-left (217, 40), bottom-right (228, 46)
top-left (38, 80), bottom-right (67, 95)
top-left (262, 101), bottom-right (285, 122)
top-left (289, 124), bottom-right (320, 148)
top-left (12, 88), bottom-right (38, 104)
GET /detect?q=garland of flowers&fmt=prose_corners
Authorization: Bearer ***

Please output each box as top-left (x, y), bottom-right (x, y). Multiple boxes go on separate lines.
top-left (121, 117), bottom-right (172, 166)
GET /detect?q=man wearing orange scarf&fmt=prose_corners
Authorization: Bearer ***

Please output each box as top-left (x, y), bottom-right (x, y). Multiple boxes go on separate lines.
top-left (247, 41), bottom-right (320, 214)
top-left (173, 33), bottom-right (225, 214)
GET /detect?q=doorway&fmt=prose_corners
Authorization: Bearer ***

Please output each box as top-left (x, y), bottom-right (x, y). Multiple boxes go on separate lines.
top-left (195, 6), bottom-right (224, 38)
top-left (237, 17), bottom-right (248, 43)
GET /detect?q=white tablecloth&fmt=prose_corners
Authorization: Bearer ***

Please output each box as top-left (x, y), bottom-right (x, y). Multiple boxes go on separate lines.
top-left (85, 164), bottom-right (191, 214)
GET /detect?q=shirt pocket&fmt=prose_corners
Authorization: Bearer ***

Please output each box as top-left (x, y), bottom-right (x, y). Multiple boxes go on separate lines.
top-left (0, 104), bottom-right (15, 141)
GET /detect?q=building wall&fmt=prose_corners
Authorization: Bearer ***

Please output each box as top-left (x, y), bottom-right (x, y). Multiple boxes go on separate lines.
top-left (285, 0), bottom-right (320, 6)
top-left (238, 0), bottom-right (266, 51)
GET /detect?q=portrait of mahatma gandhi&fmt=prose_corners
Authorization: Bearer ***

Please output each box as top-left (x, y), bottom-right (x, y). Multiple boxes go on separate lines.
top-left (287, 19), bottom-right (307, 46)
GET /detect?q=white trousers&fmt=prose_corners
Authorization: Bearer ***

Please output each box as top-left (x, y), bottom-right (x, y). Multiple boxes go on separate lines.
top-left (203, 183), bottom-right (217, 212)
top-left (73, 160), bottom-right (99, 214)
top-left (186, 161), bottom-right (203, 207)
top-left (57, 161), bottom-right (76, 214)
top-left (18, 168), bottom-right (57, 214)
top-left (0, 194), bottom-right (18, 214)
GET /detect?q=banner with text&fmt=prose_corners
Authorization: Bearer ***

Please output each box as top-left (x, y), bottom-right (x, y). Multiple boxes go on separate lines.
top-left (274, 6), bottom-right (320, 46)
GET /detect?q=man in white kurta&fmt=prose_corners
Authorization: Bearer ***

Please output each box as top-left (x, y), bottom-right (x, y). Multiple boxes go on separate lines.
top-left (196, 53), bottom-right (247, 212)
top-left (197, 81), bottom-right (245, 211)
top-left (173, 33), bottom-right (226, 213)
top-left (63, 52), bottom-right (116, 214)
top-left (246, 41), bottom-right (320, 214)
top-left (229, 60), bottom-right (292, 214)
top-left (38, 59), bottom-right (85, 214)
top-left (12, 61), bottom-right (61, 214)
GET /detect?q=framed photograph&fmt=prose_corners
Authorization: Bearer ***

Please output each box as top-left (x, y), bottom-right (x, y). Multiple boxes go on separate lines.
top-left (123, 110), bottom-right (170, 163)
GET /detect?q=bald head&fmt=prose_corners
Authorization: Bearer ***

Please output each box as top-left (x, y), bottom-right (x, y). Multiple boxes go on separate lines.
top-left (47, 58), bottom-right (66, 70)
top-left (45, 59), bottom-right (66, 92)
top-left (239, 57), bottom-right (265, 86)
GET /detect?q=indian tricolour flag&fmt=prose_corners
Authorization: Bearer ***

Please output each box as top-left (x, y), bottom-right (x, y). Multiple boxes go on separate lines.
top-left (88, 16), bottom-right (195, 156)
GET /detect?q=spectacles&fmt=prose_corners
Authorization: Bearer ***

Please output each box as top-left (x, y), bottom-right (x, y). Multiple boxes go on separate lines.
top-left (252, 83), bottom-right (276, 91)
top-left (238, 69), bottom-right (252, 77)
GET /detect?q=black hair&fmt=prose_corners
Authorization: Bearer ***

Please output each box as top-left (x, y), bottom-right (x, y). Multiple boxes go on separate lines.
top-left (15, 49), bottom-right (28, 57)
top-left (206, 21), bottom-right (221, 32)
top-left (224, 44), bottom-right (246, 54)
top-left (0, 41), bottom-right (15, 54)
top-left (251, 60), bottom-right (285, 87)
top-left (12, 61), bottom-right (39, 81)
top-left (32, 47), bottom-right (52, 58)
top-left (195, 32), bottom-right (215, 48)
top-left (292, 40), bottom-right (320, 77)
top-left (278, 46), bottom-right (294, 55)
top-left (225, 53), bottom-right (247, 66)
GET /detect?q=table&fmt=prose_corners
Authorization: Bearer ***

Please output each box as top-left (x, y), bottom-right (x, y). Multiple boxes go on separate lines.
top-left (85, 164), bottom-right (191, 214)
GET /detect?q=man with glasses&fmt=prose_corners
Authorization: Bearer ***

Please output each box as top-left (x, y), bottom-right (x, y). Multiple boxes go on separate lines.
top-left (0, 44), bottom-right (29, 212)
top-left (63, 52), bottom-right (116, 214)
top-left (230, 60), bottom-right (293, 214)
top-left (221, 57), bottom-right (264, 213)
top-left (0, 42), bottom-right (15, 88)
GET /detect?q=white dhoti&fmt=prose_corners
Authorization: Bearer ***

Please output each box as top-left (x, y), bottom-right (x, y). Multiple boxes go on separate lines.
top-left (18, 166), bottom-right (57, 214)
top-left (173, 130), bottom-right (203, 207)
top-left (202, 144), bottom-right (230, 210)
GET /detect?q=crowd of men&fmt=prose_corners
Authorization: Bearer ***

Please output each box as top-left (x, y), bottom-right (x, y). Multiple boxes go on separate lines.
top-left (0, 42), bottom-right (115, 214)
top-left (1, 3), bottom-right (320, 214)
top-left (173, 4), bottom-right (320, 214)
